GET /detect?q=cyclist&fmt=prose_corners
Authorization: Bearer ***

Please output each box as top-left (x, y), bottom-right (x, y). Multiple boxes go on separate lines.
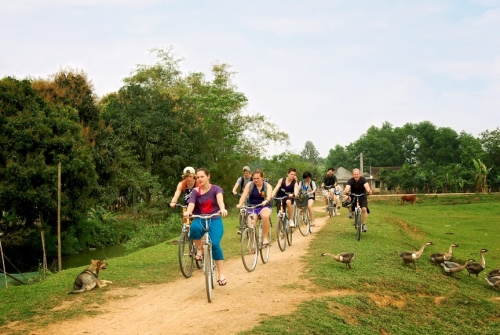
top-left (169, 166), bottom-right (200, 208)
top-left (298, 171), bottom-right (317, 226)
top-left (321, 167), bottom-right (337, 213)
top-left (343, 168), bottom-right (372, 232)
top-left (183, 168), bottom-right (228, 286)
top-left (272, 168), bottom-right (299, 227)
top-left (231, 166), bottom-right (252, 196)
top-left (236, 168), bottom-right (273, 245)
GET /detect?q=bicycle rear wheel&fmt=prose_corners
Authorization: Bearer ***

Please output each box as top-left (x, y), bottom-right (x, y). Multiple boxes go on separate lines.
top-left (204, 244), bottom-right (214, 302)
top-left (277, 217), bottom-right (287, 252)
top-left (286, 223), bottom-right (293, 246)
top-left (241, 227), bottom-right (258, 272)
top-left (354, 210), bottom-right (362, 241)
top-left (298, 208), bottom-right (310, 237)
top-left (178, 231), bottom-right (194, 278)
top-left (260, 229), bottom-right (271, 264)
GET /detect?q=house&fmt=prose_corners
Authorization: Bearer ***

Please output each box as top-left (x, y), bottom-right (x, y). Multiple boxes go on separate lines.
top-left (369, 166), bottom-right (401, 192)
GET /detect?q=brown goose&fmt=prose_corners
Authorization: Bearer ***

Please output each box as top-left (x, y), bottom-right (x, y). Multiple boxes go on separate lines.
top-left (441, 259), bottom-right (475, 275)
top-left (430, 243), bottom-right (459, 265)
top-left (466, 248), bottom-right (488, 278)
top-left (399, 242), bottom-right (433, 270)
top-left (485, 276), bottom-right (500, 290)
top-left (321, 252), bottom-right (356, 269)
top-left (487, 268), bottom-right (500, 278)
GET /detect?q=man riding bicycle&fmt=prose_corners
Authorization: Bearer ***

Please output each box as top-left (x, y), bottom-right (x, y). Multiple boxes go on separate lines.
top-left (272, 168), bottom-right (299, 227)
top-left (343, 168), bottom-right (372, 232)
top-left (321, 167), bottom-right (337, 213)
top-left (232, 166), bottom-right (252, 196)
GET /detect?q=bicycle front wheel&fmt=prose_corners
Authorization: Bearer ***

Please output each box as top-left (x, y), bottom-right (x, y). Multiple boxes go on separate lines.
top-left (328, 199), bottom-right (334, 218)
top-left (286, 222), bottom-right (293, 246)
top-left (277, 217), bottom-right (286, 252)
top-left (178, 231), bottom-right (194, 278)
top-left (204, 244), bottom-right (214, 302)
top-left (241, 227), bottom-right (258, 272)
top-left (298, 208), bottom-right (310, 237)
top-left (355, 211), bottom-right (362, 241)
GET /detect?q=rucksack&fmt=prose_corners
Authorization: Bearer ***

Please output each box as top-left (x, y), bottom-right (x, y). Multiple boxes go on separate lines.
top-left (240, 176), bottom-right (253, 192)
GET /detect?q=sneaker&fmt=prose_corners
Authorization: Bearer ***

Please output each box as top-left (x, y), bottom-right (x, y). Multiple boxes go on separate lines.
top-left (348, 213), bottom-right (353, 219)
top-left (362, 224), bottom-right (367, 232)
top-left (289, 220), bottom-right (295, 228)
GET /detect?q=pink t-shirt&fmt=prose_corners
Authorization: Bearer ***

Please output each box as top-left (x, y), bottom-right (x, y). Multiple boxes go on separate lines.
top-left (188, 185), bottom-right (223, 215)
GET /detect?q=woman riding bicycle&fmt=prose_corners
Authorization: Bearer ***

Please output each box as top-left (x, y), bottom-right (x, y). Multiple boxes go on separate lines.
top-left (298, 171), bottom-right (317, 226)
top-left (183, 168), bottom-right (228, 286)
top-left (236, 169), bottom-right (273, 246)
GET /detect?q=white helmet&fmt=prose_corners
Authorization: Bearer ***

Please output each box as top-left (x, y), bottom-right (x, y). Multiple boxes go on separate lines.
top-left (183, 166), bottom-right (195, 175)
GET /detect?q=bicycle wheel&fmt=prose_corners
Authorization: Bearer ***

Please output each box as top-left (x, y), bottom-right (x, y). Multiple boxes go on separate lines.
top-left (260, 228), bottom-right (271, 264)
top-left (178, 231), bottom-right (194, 278)
top-left (355, 210), bottom-right (362, 241)
top-left (238, 212), bottom-right (246, 239)
top-left (277, 216), bottom-right (287, 252)
top-left (286, 220), bottom-right (293, 246)
top-left (204, 244), bottom-right (214, 303)
top-left (328, 197), bottom-right (334, 218)
top-left (307, 210), bottom-right (314, 234)
top-left (241, 227), bottom-right (258, 272)
top-left (298, 208), bottom-right (310, 237)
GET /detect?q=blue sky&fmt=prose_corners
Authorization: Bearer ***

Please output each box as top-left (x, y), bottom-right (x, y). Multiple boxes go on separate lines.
top-left (1, 0), bottom-right (499, 157)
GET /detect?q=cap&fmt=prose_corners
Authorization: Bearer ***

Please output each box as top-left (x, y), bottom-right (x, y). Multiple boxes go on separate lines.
top-left (182, 166), bottom-right (195, 176)
top-left (243, 166), bottom-right (251, 172)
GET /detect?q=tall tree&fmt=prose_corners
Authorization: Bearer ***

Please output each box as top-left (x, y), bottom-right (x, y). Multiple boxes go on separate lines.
top-left (301, 141), bottom-right (319, 164)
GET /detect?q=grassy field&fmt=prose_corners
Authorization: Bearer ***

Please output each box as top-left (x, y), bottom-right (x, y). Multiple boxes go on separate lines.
top-left (1, 194), bottom-right (499, 334)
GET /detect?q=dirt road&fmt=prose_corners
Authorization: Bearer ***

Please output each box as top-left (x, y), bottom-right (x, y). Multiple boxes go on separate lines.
top-left (27, 212), bottom-right (341, 335)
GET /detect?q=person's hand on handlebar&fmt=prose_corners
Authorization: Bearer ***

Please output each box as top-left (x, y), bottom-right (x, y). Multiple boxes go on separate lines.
top-left (220, 209), bottom-right (228, 217)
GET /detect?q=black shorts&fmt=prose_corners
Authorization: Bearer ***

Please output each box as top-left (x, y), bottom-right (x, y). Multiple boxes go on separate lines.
top-left (275, 197), bottom-right (295, 213)
top-left (350, 195), bottom-right (368, 210)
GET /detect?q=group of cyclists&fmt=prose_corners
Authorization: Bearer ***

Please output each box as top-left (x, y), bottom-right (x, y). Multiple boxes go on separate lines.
top-left (169, 165), bottom-right (373, 287)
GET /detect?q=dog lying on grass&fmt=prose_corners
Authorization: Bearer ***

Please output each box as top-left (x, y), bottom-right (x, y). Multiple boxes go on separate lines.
top-left (68, 259), bottom-right (113, 294)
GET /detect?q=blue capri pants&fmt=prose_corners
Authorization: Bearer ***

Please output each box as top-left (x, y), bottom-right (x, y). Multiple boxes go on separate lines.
top-left (190, 216), bottom-right (225, 260)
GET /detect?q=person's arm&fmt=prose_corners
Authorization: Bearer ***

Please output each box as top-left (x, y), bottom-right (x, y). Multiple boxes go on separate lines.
top-left (216, 191), bottom-right (228, 217)
top-left (232, 177), bottom-right (241, 195)
top-left (343, 185), bottom-right (351, 196)
top-left (265, 183), bottom-right (273, 202)
top-left (293, 181), bottom-right (299, 197)
top-left (237, 182), bottom-right (251, 208)
top-left (272, 178), bottom-right (282, 198)
top-left (170, 181), bottom-right (183, 207)
top-left (364, 182), bottom-right (372, 195)
top-left (311, 181), bottom-right (316, 194)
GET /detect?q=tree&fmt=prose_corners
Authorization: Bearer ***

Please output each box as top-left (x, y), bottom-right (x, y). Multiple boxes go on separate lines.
top-left (480, 128), bottom-right (500, 191)
top-left (326, 145), bottom-right (352, 170)
top-left (301, 141), bottom-right (319, 164)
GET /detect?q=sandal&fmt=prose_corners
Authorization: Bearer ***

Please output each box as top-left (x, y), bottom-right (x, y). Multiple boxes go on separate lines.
top-left (217, 277), bottom-right (227, 286)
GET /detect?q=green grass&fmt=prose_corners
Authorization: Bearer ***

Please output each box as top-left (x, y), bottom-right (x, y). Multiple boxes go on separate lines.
top-left (1, 195), bottom-right (499, 334)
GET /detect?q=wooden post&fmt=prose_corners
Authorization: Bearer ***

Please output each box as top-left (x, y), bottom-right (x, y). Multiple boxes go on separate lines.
top-left (57, 162), bottom-right (62, 272)
top-left (0, 239), bottom-right (7, 288)
top-left (41, 230), bottom-right (47, 279)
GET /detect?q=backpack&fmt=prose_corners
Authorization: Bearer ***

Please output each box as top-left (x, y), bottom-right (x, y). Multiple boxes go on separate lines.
top-left (239, 176), bottom-right (253, 192)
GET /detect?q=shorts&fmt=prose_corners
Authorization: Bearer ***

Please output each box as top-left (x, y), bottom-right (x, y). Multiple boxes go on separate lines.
top-left (350, 195), bottom-right (368, 210)
top-left (248, 205), bottom-right (271, 217)
top-left (275, 197), bottom-right (294, 213)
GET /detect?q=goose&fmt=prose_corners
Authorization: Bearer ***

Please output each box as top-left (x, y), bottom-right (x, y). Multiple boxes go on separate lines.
top-left (321, 252), bottom-right (356, 269)
top-left (466, 248), bottom-right (488, 278)
top-left (399, 242), bottom-right (433, 270)
top-left (430, 243), bottom-right (459, 265)
top-left (441, 259), bottom-right (475, 275)
top-left (487, 268), bottom-right (500, 278)
top-left (485, 276), bottom-right (500, 290)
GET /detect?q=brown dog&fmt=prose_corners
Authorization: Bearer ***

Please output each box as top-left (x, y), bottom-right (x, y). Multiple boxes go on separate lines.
top-left (401, 195), bottom-right (417, 206)
top-left (68, 259), bottom-right (112, 294)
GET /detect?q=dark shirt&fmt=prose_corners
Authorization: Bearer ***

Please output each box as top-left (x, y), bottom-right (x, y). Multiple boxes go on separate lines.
top-left (323, 175), bottom-right (337, 187)
top-left (347, 176), bottom-right (368, 194)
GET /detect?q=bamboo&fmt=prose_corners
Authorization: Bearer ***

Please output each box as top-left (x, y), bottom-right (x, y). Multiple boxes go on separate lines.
top-left (41, 230), bottom-right (47, 279)
top-left (58, 162), bottom-right (61, 272)
top-left (0, 239), bottom-right (7, 288)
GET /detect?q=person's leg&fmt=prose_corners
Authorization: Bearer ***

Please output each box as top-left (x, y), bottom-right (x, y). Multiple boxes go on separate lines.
top-left (308, 198), bottom-right (315, 225)
top-left (209, 217), bottom-right (225, 280)
top-left (260, 207), bottom-right (271, 244)
top-left (286, 199), bottom-right (295, 226)
top-left (190, 218), bottom-right (204, 259)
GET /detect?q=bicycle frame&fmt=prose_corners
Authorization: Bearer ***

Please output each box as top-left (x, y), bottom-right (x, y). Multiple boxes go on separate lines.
top-left (324, 186), bottom-right (337, 217)
top-left (239, 204), bottom-right (270, 272)
top-left (349, 193), bottom-right (365, 241)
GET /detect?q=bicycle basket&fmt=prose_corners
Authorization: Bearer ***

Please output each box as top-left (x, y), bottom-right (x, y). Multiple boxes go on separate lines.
top-left (297, 193), bottom-right (309, 208)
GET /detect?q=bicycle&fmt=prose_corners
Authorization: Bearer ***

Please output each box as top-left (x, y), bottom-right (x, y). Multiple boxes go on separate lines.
top-left (346, 193), bottom-right (365, 241)
top-left (274, 195), bottom-right (295, 251)
top-left (171, 203), bottom-right (201, 278)
top-left (324, 186), bottom-right (338, 218)
top-left (239, 204), bottom-right (271, 272)
top-left (190, 212), bottom-right (221, 303)
top-left (296, 193), bottom-right (311, 236)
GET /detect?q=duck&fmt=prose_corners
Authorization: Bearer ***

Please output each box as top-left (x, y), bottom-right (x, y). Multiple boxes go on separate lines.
top-left (466, 248), bottom-right (488, 278)
top-left (321, 252), bottom-right (356, 269)
top-left (441, 259), bottom-right (475, 275)
top-left (487, 268), bottom-right (500, 278)
top-left (399, 242), bottom-right (433, 270)
top-left (485, 276), bottom-right (500, 291)
top-left (430, 243), bottom-right (459, 265)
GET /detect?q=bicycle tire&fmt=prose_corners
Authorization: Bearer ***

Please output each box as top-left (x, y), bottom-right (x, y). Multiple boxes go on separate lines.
top-left (277, 216), bottom-right (287, 252)
top-left (307, 210), bottom-right (314, 233)
top-left (355, 210), bottom-right (362, 241)
top-left (178, 231), bottom-right (194, 278)
top-left (241, 227), bottom-right (258, 272)
top-left (298, 208), bottom-right (310, 237)
top-left (204, 244), bottom-right (213, 303)
top-left (286, 222), bottom-right (293, 246)
top-left (328, 198), bottom-right (333, 217)
top-left (260, 229), bottom-right (271, 264)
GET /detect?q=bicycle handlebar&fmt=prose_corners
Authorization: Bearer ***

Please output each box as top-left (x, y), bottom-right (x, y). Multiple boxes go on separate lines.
top-left (189, 212), bottom-right (221, 219)
top-left (170, 203), bottom-right (187, 208)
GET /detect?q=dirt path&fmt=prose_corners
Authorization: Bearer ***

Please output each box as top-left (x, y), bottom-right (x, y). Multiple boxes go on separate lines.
top-left (27, 210), bottom-right (344, 335)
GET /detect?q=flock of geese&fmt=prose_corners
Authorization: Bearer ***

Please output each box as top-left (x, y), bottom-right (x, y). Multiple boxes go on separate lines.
top-left (321, 243), bottom-right (500, 291)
